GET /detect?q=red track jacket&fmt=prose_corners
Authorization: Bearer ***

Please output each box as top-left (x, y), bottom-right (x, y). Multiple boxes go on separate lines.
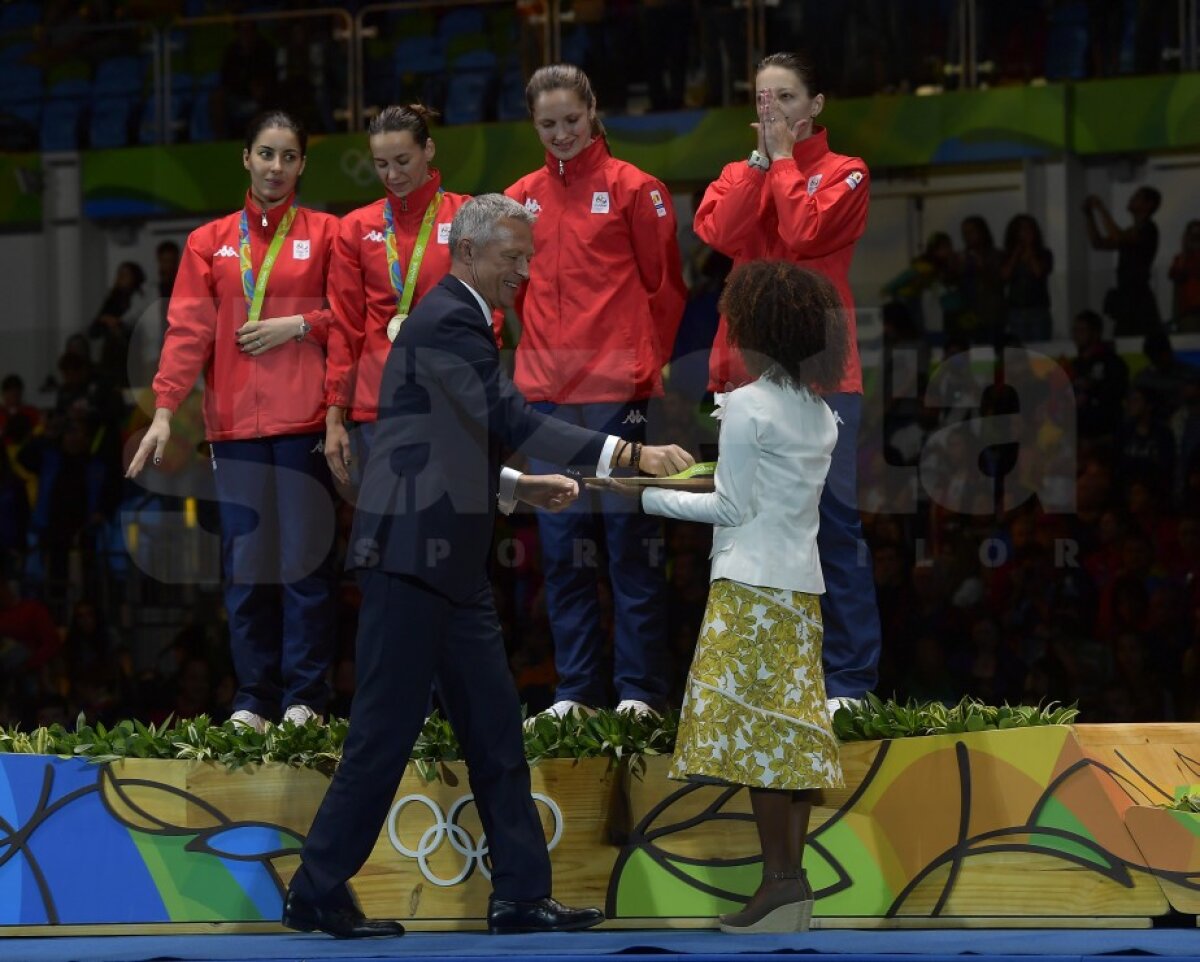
top-left (695, 127), bottom-right (868, 394)
top-left (325, 171), bottom-right (480, 422)
top-left (153, 192), bottom-right (336, 441)
top-left (506, 138), bottom-right (686, 403)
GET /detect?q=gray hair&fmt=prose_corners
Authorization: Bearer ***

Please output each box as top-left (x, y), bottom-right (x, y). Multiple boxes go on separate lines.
top-left (448, 194), bottom-right (534, 259)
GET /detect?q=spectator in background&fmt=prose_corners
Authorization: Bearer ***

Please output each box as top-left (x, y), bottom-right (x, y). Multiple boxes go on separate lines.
top-left (1167, 219), bottom-right (1200, 332)
top-left (0, 374), bottom-right (41, 435)
top-left (1134, 330), bottom-right (1200, 420)
top-left (507, 64), bottom-right (687, 721)
top-left (1115, 386), bottom-right (1176, 500)
top-left (882, 231), bottom-right (961, 337)
top-left (1001, 213), bottom-right (1053, 342)
top-left (56, 598), bottom-right (131, 723)
top-left (0, 425), bottom-right (29, 579)
top-left (156, 240), bottom-right (180, 301)
top-left (0, 579), bottom-right (62, 692)
top-left (90, 260), bottom-right (146, 392)
top-left (1069, 309), bottom-right (1129, 443)
top-left (1083, 187), bottom-right (1162, 337)
top-left (957, 215), bottom-right (1005, 344)
top-left (1171, 379), bottom-right (1200, 500)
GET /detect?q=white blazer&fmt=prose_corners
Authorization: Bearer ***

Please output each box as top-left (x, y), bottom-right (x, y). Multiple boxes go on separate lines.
top-left (642, 376), bottom-right (836, 595)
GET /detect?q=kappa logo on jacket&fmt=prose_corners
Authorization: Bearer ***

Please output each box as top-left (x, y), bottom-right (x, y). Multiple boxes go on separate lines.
top-left (591, 191), bottom-right (610, 214)
top-left (362, 230), bottom-right (386, 243)
top-left (214, 245), bottom-right (238, 258)
top-left (523, 197), bottom-right (541, 214)
top-left (806, 174), bottom-right (823, 196)
top-left (293, 239), bottom-right (310, 260)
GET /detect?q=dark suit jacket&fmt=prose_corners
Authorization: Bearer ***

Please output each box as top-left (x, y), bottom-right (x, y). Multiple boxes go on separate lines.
top-left (349, 275), bottom-right (607, 601)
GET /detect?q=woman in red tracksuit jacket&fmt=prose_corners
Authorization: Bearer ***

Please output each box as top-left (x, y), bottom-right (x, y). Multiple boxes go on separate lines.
top-left (505, 64), bottom-right (687, 721)
top-left (127, 110), bottom-right (339, 733)
top-left (695, 52), bottom-right (881, 724)
top-left (323, 105), bottom-right (485, 485)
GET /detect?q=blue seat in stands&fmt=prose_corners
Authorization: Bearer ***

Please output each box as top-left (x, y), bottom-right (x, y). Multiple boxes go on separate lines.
top-left (90, 97), bottom-right (134, 148)
top-left (444, 51), bottom-right (497, 126)
top-left (496, 67), bottom-right (526, 122)
top-left (0, 1), bottom-right (41, 30)
top-left (437, 8), bottom-right (486, 44)
top-left (394, 36), bottom-right (444, 75)
top-left (94, 56), bottom-right (145, 96)
top-left (190, 89), bottom-right (213, 142)
top-left (41, 99), bottom-right (85, 151)
top-left (0, 63), bottom-right (41, 104)
top-left (47, 76), bottom-right (91, 100)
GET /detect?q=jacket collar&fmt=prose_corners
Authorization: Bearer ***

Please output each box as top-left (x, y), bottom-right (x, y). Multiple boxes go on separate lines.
top-left (791, 125), bottom-right (830, 168)
top-left (244, 190), bottom-right (296, 235)
top-left (544, 137), bottom-right (607, 183)
top-left (387, 168), bottom-right (443, 219)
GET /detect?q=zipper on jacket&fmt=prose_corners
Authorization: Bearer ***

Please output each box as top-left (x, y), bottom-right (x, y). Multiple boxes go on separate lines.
top-left (257, 205), bottom-right (267, 228)
top-left (401, 195), bottom-right (409, 212)
top-left (558, 158), bottom-right (565, 182)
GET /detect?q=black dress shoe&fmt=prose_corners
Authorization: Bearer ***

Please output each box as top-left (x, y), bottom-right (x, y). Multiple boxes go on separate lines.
top-left (487, 896), bottom-right (604, 934)
top-left (281, 889), bottom-right (404, 939)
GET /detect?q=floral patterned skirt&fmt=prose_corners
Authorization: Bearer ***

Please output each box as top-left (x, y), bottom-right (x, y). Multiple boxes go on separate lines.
top-left (669, 578), bottom-right (843, 791)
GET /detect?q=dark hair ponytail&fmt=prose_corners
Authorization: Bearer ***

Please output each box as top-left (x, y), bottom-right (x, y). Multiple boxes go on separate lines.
top-left (368, 103), bottom-right (440, 146)
top-left (244, 109), bottom-right (308, 155)
top-left (756, 52), bottom-right (822, 97)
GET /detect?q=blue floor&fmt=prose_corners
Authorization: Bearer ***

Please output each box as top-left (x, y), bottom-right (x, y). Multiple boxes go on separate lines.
top-left (3, 929), bottom-right (1199, 962)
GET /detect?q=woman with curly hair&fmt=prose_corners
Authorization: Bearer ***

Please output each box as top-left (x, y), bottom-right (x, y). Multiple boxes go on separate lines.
top-left (628, 260), bottom-right (848, 933)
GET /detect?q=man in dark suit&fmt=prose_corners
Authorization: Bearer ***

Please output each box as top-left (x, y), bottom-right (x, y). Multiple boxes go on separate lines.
top-left (283, 195), bottom-right (693, 937)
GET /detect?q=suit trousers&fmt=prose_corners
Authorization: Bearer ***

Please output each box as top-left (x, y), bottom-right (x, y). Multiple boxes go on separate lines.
top-left (290, 569), bottom-right (553, 905)
top-left (527, 400), bottom-right (670, 708)
top-left (816, 393), bottom-right (881, 698)
top-left (209, 433), bottom-right (336, 717)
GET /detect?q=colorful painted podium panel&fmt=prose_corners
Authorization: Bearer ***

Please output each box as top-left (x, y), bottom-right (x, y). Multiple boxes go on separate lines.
top-left (1, 725), bottom-right (1197, 931)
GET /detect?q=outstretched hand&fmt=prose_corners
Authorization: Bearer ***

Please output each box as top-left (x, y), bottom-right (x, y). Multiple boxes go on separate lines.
top-left (639, 444), bottom-right (695, 477)
top-left (515, 473), bottom-right (579, 512)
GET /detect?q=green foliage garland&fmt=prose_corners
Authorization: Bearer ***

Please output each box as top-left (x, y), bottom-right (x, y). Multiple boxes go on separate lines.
top-left (0, 697), bottom-right (1080, 776)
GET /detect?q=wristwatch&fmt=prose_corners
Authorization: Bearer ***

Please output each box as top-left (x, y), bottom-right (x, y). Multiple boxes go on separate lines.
top-left (295, 317), bottom-right (311, 341)
top-left (747, 149), bottom-right (771, 172)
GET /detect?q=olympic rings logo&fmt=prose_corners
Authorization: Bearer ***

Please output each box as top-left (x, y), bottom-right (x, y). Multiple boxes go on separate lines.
top-left (340, 148), bottom-right (380, 188)
top-left (386, 792), bottom-right (564, 887)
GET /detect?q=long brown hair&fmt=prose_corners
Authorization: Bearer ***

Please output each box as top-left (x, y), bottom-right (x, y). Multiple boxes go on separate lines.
top-left (525, 63), bottom-right (608, 146)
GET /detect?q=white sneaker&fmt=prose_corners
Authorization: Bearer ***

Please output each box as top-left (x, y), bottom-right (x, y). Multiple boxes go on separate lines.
top-left (826, 696), bottom-right (863, 720)
top-left (524, 699), bottom-right (595, 729)
top-left (283, 704), bottom-right (322, 726)
top-left (615, 699), bottom-right (659, 720)
top-left (230, 709), bottom-right (269, 734)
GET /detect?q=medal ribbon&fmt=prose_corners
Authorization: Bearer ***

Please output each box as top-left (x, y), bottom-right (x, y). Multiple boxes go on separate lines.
top-left (383, 190), bottom-right (443, 317)
top-left (239, 204), bottom-right (297, 323)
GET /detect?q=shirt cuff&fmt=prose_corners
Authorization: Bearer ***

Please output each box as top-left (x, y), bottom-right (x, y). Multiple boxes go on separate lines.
top-left (498, 466), bottom-right (521, 515)
top-left (596, 435), bottom-right (620, 479)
